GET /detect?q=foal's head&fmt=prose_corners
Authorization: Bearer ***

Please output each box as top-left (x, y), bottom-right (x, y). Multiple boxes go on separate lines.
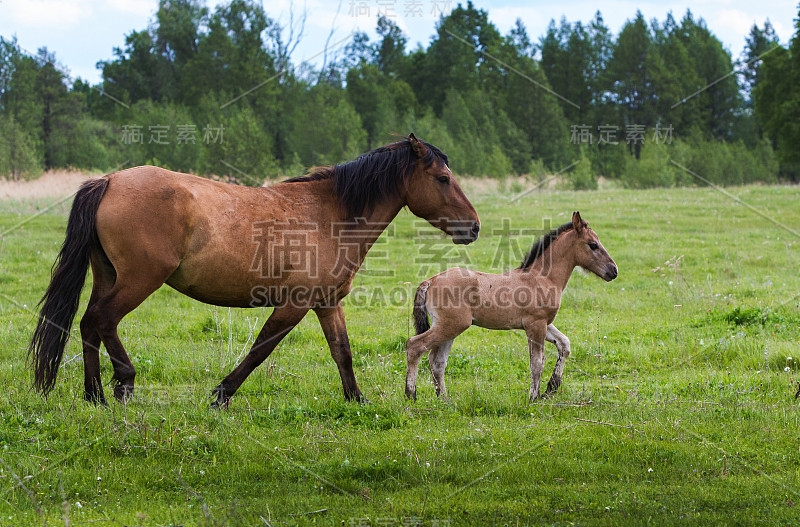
top-left (569, 211), bottom-right (618, 281)
top-left (404, 134), bottom-right (480, 244)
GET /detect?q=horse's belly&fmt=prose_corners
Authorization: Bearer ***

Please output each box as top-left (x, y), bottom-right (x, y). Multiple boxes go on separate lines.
top-left (471, 308), bottom-right (524, 330)
top-left (166, 259), bottom-right (350, 309)
top-left (165, 272), bottom-right (262, 308)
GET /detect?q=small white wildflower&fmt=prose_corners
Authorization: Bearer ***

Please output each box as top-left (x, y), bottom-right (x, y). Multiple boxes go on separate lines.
top-left (785, 366), bottom-right (791, 372)
top-left (647, 468), bottom-right (653, 473)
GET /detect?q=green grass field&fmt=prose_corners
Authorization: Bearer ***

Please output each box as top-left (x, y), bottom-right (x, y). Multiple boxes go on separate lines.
top-left (1, 183), bottom-right (799, 526)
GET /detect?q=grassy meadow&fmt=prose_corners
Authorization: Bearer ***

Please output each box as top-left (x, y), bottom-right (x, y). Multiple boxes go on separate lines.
top-left (0, 180), bottom-right (799, 525)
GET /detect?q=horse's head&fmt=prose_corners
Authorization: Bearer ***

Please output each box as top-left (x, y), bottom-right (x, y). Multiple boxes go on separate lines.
top-left (570, 211), bottom-right (617, 281)
top-left (404, 133), bottom-right (480, 245)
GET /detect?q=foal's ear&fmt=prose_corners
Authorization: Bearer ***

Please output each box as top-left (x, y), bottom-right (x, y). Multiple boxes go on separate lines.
top-left (572, 211), bottom-right (585, 232)
top-left (408, 133), bottom-right (428, 158)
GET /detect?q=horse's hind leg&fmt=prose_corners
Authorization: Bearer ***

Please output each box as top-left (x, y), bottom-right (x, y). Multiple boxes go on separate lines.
top-left (405, 324), bottom-right (465, 400)
top-left (83, 270), bottom-right (173, 402)
top-left (79, 252), bottom-right (116, 405)
top-left (544, 324), bottom-right (571, 395)
top-left (429, 339), bottom-right (454, 397)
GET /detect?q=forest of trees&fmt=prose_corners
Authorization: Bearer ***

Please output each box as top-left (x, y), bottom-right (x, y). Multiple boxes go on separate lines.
top-left (0, 0), bottom-right (796, 188)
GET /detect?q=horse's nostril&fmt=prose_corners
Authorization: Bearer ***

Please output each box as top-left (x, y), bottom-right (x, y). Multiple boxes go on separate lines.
top-left (471, 222), bottom-right (480, 236)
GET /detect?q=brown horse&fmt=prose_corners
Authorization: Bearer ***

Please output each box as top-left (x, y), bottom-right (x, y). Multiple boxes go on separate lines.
top-left (30, 134), bottom-right (480, 406)
top-left (405, 211), bottom-right (616, 403)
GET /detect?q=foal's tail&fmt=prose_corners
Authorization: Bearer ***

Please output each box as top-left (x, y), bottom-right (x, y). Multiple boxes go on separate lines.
top-left (413, 280), bottom-right (432, 335)
top-left (29, 177), bottom-right (109, 395)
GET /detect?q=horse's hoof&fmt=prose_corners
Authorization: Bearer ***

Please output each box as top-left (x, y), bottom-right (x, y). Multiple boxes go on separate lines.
top-left (344, 389), bottom-right (368, 404)
top-left (210, 398), bottom-right (229, 410)
top-left (90, 395), bottom-right (109, 407)
top-left (545, 378), bottom-right (561, 395)
top-left (210, 386), bottom-right (230, 409)
top-left (113, 384), bottom-right (134, 403)
top-left (405, 388), bottom-right (417, 401)
top-left (84, 389), bottom-right (108, 407)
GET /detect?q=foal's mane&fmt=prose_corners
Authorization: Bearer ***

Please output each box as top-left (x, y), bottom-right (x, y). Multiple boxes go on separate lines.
top-left (284, 138), bottom-right (448, 218)
top-left (519, 221), bottom-right (575, 269)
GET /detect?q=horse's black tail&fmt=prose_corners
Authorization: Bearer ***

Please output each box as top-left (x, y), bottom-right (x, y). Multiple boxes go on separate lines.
top-left (29, 177), bottom-right (109, 395)
top-left (413, 280), bottom-right (431, 335)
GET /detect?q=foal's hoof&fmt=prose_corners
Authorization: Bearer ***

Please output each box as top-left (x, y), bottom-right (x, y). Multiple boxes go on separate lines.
top-left (113, 384), bottom-right (134, 403)
top-left (545, 377), bottom-right (562, 396)
top-left (405, 387), bottom-right (417, 401)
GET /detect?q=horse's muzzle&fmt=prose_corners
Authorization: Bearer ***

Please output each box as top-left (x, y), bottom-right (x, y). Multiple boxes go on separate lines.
top-left (453, 222), bottom-right (480, 245)
top-left (603, 264), bottom-right (618, 281)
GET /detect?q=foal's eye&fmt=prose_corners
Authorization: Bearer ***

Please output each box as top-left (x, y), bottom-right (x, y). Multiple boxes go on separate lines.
top-left (437, 175), bottom-right (449, 184)
top-left (588, 242), bottom-right (598, 251)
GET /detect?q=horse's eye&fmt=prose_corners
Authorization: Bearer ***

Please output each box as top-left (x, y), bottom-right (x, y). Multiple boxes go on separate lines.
top-left (437, 175), bottom-right (449, 184)
top-left (588, 242), bottom-right (598, 250)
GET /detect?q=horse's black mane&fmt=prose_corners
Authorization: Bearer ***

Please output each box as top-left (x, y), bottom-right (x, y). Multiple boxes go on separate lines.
top-left (519, 222), bottom-right (575, 269)
top-left (284, 138), bottom-right (448, 218)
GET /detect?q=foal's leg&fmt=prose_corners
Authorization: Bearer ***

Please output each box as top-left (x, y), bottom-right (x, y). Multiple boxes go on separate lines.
top-left (523, 319), bottom-right (547, 403)
top-left (544, 324), bottom-right (571, 395)
top-left (429, 339), bottom-right (454, 397)
top-left (314, 304), bottom-right (365, 402)
top-left (79, 252), bottom-right (116, 405)
top-left (405, 325), bottom-right (465, 400)
top-left (212, 305), bottom-right (309, 407)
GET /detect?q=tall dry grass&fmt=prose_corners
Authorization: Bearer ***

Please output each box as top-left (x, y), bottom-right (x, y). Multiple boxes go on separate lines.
top-left (0, 170), bottom-right (104, 201)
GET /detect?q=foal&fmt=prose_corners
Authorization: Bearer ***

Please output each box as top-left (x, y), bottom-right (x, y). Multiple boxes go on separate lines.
top-left (405, 211), bottom-right (617, 402)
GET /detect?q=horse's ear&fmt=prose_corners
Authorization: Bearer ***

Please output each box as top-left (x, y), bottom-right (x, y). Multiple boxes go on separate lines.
top-left (408, 133), bottom-right (428, 158)
top-left (572, 211), bottom-right (584, 232)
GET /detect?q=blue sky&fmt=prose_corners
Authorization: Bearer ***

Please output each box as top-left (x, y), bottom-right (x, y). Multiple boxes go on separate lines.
top-left (0, 0), bottom-right (795, 84)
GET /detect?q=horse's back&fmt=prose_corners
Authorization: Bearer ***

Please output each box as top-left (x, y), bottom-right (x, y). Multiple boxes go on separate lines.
top-left (94, 167), bottom-right (261, 287)
top-left (92, 166), bottom-right (336, 307)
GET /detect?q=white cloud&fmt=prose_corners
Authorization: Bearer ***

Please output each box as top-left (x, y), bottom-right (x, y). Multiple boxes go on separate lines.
top-left (712, 9), bottom-right (765, 37)
top-left (106, 0), bottom-right (156, 17)
top-left (487, 6), bottom-right (547, 30)
top-left (4, 0), bottom-right (92, 28)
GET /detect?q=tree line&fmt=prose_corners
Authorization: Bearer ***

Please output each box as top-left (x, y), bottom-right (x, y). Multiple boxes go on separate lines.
top-left (0, 0), bottom-right (795, 187)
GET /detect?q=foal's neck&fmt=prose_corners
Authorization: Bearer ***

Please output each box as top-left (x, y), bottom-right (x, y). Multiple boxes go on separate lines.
top-left (526, 234), bottom-right (577, 291)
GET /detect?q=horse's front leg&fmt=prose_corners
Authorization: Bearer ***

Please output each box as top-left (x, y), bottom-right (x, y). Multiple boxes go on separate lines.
top-left (314, 303), bottom-right (365, 402)
top-left (523, 319), bottom-right (547, 403)
top-left (212, 305), bottom-right (309, 407)
top-left (545, 324), bottom-right (571, 395)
